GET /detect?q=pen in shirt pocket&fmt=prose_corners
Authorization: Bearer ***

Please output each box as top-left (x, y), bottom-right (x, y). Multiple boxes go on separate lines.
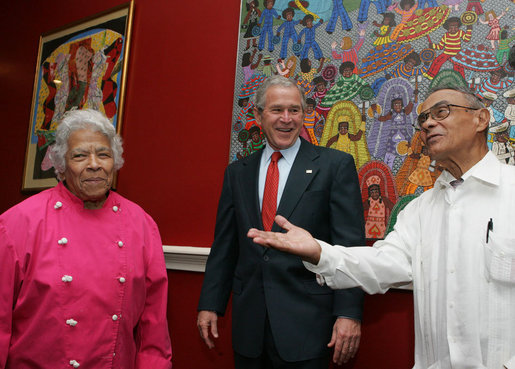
top-left (486, 218), bottom-right (493, 243)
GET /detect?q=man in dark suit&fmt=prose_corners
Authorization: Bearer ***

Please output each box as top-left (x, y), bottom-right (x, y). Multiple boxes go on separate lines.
top-left (197, 75), bottom-right (365, 368)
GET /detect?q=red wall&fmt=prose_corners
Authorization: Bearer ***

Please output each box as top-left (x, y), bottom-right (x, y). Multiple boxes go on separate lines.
top-left (0, 1), bottom-right (414, 368)
top-left (169, 270), bottom-right (414, 368)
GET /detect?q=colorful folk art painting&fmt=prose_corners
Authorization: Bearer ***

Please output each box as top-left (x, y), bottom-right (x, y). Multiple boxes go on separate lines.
top-left (35, 31), bottom-right (123, 136)
top-left (231, 0), bottom-right (515, 239)
top-left (23, 4), bottom-right (132, 191)
top-left (358, 160), bottom-right (398, 239)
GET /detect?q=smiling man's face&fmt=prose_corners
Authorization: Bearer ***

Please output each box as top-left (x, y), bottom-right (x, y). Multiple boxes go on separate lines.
top-left (254, 85), bottom-right (304, 151)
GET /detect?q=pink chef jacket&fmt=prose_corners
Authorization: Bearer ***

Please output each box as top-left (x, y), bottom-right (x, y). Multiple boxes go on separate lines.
top-left (0, 182), bottom-right (172, 369)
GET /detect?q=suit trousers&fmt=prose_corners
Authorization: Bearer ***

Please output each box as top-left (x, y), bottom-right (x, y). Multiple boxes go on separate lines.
top-left (233, 314), bottom-right (330, 369)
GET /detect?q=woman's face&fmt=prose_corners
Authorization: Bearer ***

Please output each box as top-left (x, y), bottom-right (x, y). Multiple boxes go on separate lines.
top-left (62, 128), bottom-right (115, 207)
top-left (338, 122), bottom-right (349, 135)
top-left (491, 72), bottom-right (501, 84)
top-left (342, 67), bottom-right (353, 78)
top-left (405, 58), bottom-right (416, 72)
top-left (392, 99), bottom-right (404, 113)
top-left (370, 187), bottom-right (380, 200)
top-left (448, 21), bottom-right (459, 33)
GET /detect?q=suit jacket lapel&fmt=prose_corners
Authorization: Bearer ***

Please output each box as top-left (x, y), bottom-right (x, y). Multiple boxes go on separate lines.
top-left (275, 140), bottom-right (319, 230)
top-left (237, 149), bottom-right (263, 229)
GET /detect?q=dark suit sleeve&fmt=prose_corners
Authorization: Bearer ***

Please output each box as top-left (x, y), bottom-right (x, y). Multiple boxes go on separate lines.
top-left (329, 153), bottom-right (366, 320)
top-left (197, 167), bottom-right (239, 316)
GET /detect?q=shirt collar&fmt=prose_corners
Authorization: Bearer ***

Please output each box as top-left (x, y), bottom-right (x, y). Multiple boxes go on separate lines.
top-left (263, 138), bottom-right (301, 167)
top-left (55, 181), bottom-right (115, 210)
top-left (435, 151), bottom-right (501, 188)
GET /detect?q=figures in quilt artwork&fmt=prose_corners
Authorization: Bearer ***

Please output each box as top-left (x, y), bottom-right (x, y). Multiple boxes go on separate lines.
top-left (232, 0), bottom-right (514, 239)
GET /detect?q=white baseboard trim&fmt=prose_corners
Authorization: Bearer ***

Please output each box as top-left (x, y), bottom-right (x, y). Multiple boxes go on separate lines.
top-left (163, 245), bottom-right (210, 272)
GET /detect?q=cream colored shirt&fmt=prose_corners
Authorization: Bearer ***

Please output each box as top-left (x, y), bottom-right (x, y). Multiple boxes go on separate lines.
top-left (306, 151), bottom-right (515, 368)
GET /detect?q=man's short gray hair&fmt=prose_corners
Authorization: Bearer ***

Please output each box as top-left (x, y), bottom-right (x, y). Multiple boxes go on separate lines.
top-left (253, 75), bottom-right (306, 112)
top-left (49, 109), bottom-right (124, 176)
top-left (426, 83), bottom-right (485, 109)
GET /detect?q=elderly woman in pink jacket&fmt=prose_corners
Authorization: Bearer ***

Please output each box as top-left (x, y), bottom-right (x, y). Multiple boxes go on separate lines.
top-left (0, 109), bottom-right (172, 369)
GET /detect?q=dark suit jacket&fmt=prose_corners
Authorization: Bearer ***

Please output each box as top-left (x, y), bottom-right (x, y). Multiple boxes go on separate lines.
top-left (198, 139), bottom-right (365, 362)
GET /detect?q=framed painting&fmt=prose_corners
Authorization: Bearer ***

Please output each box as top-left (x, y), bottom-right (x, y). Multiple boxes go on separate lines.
top-left (22, 1), bottom-right (134, 191)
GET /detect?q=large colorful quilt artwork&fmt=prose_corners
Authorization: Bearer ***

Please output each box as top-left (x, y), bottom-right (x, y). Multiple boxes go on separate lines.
top-left (230, 0), bottom-right (515, 240)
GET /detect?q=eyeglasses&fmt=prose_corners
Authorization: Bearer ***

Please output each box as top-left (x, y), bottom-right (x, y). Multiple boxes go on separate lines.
top-left (414, 103), bottom-right (480, 130)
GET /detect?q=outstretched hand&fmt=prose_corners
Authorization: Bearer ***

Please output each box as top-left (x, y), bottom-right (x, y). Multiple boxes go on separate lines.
top-left (247, 215), bottom-right (322, 264)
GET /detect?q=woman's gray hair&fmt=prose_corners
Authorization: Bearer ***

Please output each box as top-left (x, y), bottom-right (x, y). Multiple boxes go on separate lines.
top-left (253, 75), bottom-right (306, 112)
top-left (49, 109), bottom-right (124, 176)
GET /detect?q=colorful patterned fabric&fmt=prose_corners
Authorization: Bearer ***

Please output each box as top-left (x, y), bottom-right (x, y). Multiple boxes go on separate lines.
top-left (373, 25), bottom-right (392, 45)
top-left (358, 0), bottom-right (388, 22)
top-left (389, 62), bottom-right (429, 79)
top-left (303, 109), bottom-right (323, 145)
top-left (298, 21), bottom-right (324, 59)
top-left (473, 77), bottom-right (515, 99)
top-left (320, 74), bottom-right (367, 107)
top-left (432, 29), bottom-right (472, 56)
top-left (298, 67), bottom-right (318, 83)
top-left (396, 6), bottom-right (450, 44)
top-left (320, 100), bottom-right (371, 169)
top-left (326, 0), bottom-right (353, 32)
top-left (258, 8), bottom-right (280, 51)
top-left (277, 20), bottom-right (300, 59)
top-left (451, 45), bottom-right (500, 72)
top-left (331, 36), bottom-right (364, 74)
top-left (359, 42), bottom-right (413, 78)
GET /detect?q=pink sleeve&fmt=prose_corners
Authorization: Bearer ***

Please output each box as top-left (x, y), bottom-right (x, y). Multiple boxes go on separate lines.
top-left (135, 218), bottom-right (173, 369)
top-left (0, 222), bottom-right (18, 369)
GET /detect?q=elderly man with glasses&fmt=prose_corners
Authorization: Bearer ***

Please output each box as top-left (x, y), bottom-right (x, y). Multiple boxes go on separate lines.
top-left (248, 84), bottom-right (515, 369)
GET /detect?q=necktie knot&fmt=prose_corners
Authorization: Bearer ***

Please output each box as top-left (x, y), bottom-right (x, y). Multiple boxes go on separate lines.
top-left (271, 151), bottom-right (282, 163)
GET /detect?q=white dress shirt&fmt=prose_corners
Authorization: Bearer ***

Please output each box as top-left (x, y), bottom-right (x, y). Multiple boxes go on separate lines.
top-left (305, 151), bottom-right (515, 369)
top-left (258, 138), bottom-right (301, 211)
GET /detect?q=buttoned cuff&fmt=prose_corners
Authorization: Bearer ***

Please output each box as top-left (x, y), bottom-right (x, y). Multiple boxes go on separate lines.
top-left (303, 240), bottom-right (343, 289)
top-left (505, 355), bottom-right (515, 368)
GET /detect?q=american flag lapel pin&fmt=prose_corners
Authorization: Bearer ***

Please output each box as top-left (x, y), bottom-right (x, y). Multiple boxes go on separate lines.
top-left (306, 170), bottom-right (313, 174)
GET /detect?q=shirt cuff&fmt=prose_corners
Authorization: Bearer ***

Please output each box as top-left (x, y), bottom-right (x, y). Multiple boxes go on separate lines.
top-left (303, 240), bottom-right (343, 288)
top-left (505, 355), bottom-right (515, 368)
top-left (337, 316), bottom-right (361, 322)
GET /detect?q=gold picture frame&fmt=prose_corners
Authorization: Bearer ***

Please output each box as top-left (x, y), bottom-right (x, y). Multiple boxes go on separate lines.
top-left (22, 1), bottom-right (134, 191)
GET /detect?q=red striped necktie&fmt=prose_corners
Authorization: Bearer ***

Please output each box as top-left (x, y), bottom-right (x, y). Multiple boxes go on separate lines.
top-left (262, 151), bottom-right (282, 231)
